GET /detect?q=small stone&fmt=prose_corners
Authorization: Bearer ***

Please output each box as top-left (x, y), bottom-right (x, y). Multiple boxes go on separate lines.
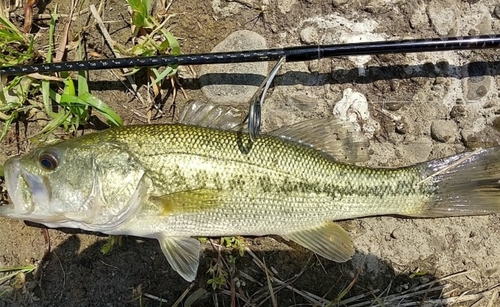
top-left (468, 28), bottom-right (479, 36)
top-left (492, 117), bottom-right (500, 132)
top-left (476, 17), bottom-right (492, 34)
top-left (434, 77), bottom-right (446, 85)
top-left (389, 80), bottom-right (400, 91)
top-left (494, 5), bottom-right (500, 19)
top-left (483, 100), bottom-right (496, 109)
top-left (461, 129), bottom-right (500, 149)
top-left (450, 105), bottom-right (465, 118)
top-left (332, 0), bottom-right (349, 7)
top-left (277, 0), bottom-right (297, 14)
top-left (431, 120), bottom-right (458, 143)
top-left (410, 6), bottom-right (428, 29)
top-left (300, 26), bottom-right (319, 45)
top-left (396, 137), bottom-right (433, 163)
top-left (384, 102), bottom-right (403, 111)
top-left (395, 121), bottom-right (407, 134)
top-left (465, 76), bottom-right (491, 101)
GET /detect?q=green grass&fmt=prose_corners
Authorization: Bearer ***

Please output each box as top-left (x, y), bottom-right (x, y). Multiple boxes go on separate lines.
top-left (0, 0), bottom-right (181, 143)
top-left (0, 265), bottom-right (36, 285)
top-left (118, 0), bottom-right (181, 87)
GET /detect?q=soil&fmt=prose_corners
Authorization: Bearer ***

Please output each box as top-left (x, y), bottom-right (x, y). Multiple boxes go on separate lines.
top-left (1, 0), bottom-right (500, 306)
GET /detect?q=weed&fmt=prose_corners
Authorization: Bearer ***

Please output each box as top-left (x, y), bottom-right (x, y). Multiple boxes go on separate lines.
top-left (221, 236), bottom-right (246, 257)
top-left (0, 265), bottom-right (36, 286)
top-left (120, 0), bottom-right (185, 121)
top-left (0, 4), bottom-right (124, 143)
top-left (206, 237), bottom-right (245, 291)
top-left (207, 259), bottom-right (229, 290)
top-left (100, 235), bottom-right (123, 255)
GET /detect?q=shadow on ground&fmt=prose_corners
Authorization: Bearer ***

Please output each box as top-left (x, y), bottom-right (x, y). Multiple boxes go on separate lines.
top-left (84, 59), bottom-right (500, 95)
top-left (1, 226), bottom-right (444, 307)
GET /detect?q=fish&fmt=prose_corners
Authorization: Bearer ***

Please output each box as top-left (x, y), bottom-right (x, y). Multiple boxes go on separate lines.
top-left (1, 100), bottom-right (500, 282)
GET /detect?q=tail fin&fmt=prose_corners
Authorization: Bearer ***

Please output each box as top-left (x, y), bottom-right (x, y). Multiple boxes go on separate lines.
top-left (415, 147), bottom-right (500, 217)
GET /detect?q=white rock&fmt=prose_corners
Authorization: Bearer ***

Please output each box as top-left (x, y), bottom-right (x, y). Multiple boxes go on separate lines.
top-left (299, 26), bottom-right (319, 45)
top-left (333, 88), bottom-right (379, 138)
top-left (426, 1), bottom-right (457, 36)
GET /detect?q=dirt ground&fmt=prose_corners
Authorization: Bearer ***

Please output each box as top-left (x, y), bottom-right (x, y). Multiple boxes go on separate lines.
top-left (1, 0), bottom-right (500, 306)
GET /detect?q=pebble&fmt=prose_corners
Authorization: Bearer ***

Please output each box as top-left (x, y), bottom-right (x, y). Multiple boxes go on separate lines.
top-left (426, 1), bottom-right (457, 36)
top-left (300, 26), bottom-right (319, 45)
top-left (396, 137), bottom-right (433, 164)
top-left (277, 0), bottom-right (297, 14)
top-left (476, 16), bottom-right (492, 34)
top-left (495, 5), bottom-right (500, 19)
top-left (430, 120), bottom-right (458, 143)
top-left (332, 0), bottom-right (349, 7)
top-left (200, 30), bottom-right (268, 104)
top-left (492, 117), bottom-right (500, 132)
top-left (461, 128), bottom-right (500, 149)
top-left (409, 5), bottom-right (428, 29)
top-left (450, 105), bottom-right (466, 118)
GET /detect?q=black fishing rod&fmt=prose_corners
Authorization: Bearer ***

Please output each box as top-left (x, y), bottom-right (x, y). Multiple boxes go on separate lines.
top-left (1, 34), bottom-right (500, 76)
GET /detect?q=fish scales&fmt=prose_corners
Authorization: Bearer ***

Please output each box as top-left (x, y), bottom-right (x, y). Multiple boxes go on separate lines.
top-left (99, 124), bottom-right (433, 236)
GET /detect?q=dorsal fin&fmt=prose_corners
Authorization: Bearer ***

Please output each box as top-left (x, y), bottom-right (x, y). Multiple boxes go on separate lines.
top-left (270, 117), bottom-right (370, 163)
top-left (179, 100), bottom-right (245, 131)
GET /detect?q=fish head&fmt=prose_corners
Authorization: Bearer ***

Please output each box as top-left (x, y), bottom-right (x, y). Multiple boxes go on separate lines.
top-left (1, 137), bottom-right (147, 232)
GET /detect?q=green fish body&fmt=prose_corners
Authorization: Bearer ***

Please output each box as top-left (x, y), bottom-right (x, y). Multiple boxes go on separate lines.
top-left (2, 113), bottom-right (500, 281)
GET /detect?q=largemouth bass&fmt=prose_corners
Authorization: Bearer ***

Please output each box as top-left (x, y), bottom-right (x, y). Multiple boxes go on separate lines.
top-left (1, 103), bottom-right (500, 281)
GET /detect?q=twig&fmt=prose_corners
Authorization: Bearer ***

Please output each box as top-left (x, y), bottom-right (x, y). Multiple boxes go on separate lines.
top-left (54, 0), bottom-right (78, 62)
top-left (89, 4), bottom-right (145, 105)
top-left (171, 282), bottom-right (195, 307)
top-left (10, 11), bottom-right (87, 20)
top-left (143, 292), bottom-right (169, 303)
top-left (262, 258), bottom-right (277, 307)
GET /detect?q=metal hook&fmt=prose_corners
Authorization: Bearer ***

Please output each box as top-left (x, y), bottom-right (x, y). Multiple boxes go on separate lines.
top-left (247, 56), bottom-right (286, 142)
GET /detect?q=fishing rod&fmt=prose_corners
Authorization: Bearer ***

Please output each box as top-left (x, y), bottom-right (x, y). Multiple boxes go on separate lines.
top-left (1, 34), bottom-right (500, 75)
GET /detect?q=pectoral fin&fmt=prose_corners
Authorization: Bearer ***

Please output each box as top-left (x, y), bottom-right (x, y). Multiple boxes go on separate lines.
top-left (158, 236), bottom-right (201, 282)
top-left (283, 222), bottom-right (355, 262)
top-left (150, 189), bottom-right (222, 215)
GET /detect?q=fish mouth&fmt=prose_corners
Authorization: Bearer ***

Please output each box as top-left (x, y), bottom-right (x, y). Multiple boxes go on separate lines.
top-left (1, 157), bottom-right (51, 219)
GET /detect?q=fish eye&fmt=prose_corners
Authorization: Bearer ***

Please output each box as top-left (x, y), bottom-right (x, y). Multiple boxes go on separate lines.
top-left (39, 151), bottom-right (59, 171)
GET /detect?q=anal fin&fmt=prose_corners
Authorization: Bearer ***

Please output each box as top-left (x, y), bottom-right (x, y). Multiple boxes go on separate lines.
top-left (158, 236), bottom-right (201, 282)
top-left (283, 221), bottom-right (355, 262)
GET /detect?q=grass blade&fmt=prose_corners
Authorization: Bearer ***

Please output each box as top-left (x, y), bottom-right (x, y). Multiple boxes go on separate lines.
top-left (78, 92), bottom-right (123, 126)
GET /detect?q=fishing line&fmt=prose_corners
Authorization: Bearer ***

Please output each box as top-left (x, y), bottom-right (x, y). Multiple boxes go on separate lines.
top-left (1, 35), bottom-right (499, 75)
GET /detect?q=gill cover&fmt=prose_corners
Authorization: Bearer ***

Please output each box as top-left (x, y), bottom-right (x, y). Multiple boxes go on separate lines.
top-left (2, 141), bottom-right (147, 232)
